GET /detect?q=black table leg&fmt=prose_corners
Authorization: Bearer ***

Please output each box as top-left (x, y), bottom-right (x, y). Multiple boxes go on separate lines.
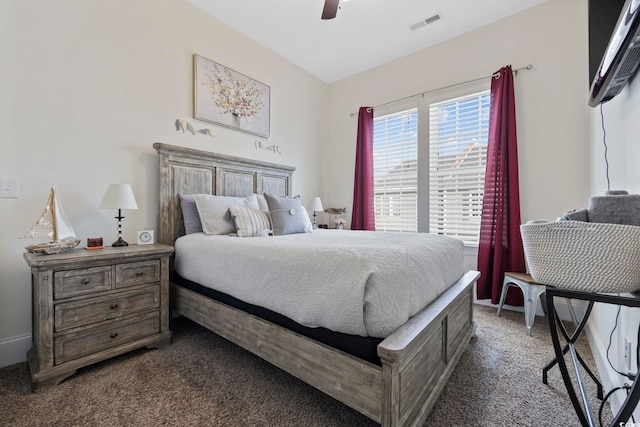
top-left (546, 292), bottom-right (593, 426)
top-left (543, 287), bottom-right (640, 427)
top-left (542, 300), bottom-right (603, 399)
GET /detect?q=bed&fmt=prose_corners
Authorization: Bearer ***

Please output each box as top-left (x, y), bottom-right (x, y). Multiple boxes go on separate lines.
top-left (154, 142), bottom-right (479, 426)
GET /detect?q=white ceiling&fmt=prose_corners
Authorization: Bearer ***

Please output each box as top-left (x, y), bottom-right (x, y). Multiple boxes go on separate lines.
top-left (186, 0), bottom-right (548, 83)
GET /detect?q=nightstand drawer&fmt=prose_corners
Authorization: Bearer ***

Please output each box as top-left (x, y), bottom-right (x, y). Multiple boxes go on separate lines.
top-left (54, 266), bottom-right (112, 299)
top-left (54, 286), bottom-right (160, 332)
top-left (54, 311), bottom-right (160, 364)
top-left (116, 260), bottom-right (160, 288)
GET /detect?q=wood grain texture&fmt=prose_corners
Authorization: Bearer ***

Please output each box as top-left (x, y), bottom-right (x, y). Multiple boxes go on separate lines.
top-left (154, 142), bottom-right (479, 426)
top-left (378, 271), bottom-right (478, 426)
top-left (24, 244), bottom-right (174, 391)
top-left (54, 285), bottom-right (160, 331)
top-left (154, 142), bottom-right (293, 245)
top-left (115, 260), bottom-right (160, 288)
top-left (171, 284), bottom-right (383, 421)
top-left (53, 266), bottom-right (112, 299)
top-left (54, 311), bottom-right (160, 364)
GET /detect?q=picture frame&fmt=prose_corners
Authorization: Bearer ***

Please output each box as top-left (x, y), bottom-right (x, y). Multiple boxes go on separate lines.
top-left (193, 54), bottom-right (270, 138)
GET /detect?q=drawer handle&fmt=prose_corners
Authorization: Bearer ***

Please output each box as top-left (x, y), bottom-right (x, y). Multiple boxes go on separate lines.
top-left (110, 303), bottom-right (119, 310)
top-left (135, 271), bottom-right (144, 277)
top-left (110, 332), bottom-right (118, 339)
top-left (81, 278), bottom-right (91, 285)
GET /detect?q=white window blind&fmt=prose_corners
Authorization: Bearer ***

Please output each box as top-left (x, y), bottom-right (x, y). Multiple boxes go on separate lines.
top-left (428, 91), bottom-right (489, 244)
top-left (373, 109), bottom-right (418, 232)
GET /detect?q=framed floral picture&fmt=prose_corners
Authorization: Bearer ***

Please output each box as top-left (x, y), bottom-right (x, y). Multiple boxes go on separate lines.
top-left (193, 54), bottom-right (270, 138)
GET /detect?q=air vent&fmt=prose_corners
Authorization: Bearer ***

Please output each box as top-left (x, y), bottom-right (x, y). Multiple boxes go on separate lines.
top-left (425, 14), bottom-right (441, 25)
top-left (409, 13), bottom-right (442, 31)
top-left (409, 20), bottom-right (427, 31)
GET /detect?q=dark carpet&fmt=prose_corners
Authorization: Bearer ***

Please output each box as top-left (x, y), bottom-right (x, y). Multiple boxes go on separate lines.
top-left (0, 305), bottom-right (610, 426)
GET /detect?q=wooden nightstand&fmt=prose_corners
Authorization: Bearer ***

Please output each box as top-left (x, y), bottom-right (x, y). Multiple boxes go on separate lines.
top-left (23, 244), bottom-right (174, 391)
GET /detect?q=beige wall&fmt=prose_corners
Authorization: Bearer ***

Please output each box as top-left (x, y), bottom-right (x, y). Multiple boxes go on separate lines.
top-left (0, 0), bottom-right (327, 366)
top-left (323, 0), bottom-right (590, 231)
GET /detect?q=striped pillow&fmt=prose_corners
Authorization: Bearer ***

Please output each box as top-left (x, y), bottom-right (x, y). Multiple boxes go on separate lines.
top-left (228, 206), bottom-right (272, 237)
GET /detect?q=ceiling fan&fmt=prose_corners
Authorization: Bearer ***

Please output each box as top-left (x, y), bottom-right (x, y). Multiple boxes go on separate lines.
top-left (321, 0), bottom-right (340, 20)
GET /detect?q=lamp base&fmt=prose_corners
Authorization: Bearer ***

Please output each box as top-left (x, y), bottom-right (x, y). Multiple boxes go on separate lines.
top-left (111, 238), bottom-right (129, 247)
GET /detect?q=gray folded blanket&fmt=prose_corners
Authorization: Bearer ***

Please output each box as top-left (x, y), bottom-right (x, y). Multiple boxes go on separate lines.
top-left (561, 190), bottom-right (640, 226)
top-left (563, 208), bottom-right (589, 222)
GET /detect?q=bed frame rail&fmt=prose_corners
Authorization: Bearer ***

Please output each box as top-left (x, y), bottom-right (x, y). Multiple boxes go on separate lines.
top-left (171, 270), bottom-right (478, 425)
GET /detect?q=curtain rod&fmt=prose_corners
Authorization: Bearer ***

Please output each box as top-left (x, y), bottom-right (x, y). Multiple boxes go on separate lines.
top-left (349, 64), bottom-right (533, 117)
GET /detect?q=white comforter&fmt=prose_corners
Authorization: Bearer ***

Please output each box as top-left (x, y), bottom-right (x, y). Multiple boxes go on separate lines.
top-left (174, 230), bottom-right (464, 338)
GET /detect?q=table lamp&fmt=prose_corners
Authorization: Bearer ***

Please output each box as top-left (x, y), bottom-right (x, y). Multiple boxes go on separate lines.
top-left (100, 184), bottom-right (138, 246)
top-left (311, 197), bottom-right (324, 229)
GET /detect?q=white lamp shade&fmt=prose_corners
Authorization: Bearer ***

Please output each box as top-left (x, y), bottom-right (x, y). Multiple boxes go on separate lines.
top-left (311, 197), bottom-right (324, 212)
top-left (100, 184), bottom-right (138, 210)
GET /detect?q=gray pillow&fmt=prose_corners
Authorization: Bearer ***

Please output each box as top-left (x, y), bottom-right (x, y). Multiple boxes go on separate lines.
top-left (264, 193), bottom-right (313, 235)
top-left (194, 194), bottom-right (259, 235)
top-left (179, 194), bottom-right (203, 235)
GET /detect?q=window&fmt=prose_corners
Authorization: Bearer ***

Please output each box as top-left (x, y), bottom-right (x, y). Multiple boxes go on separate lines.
top-left (428, 91), bottom-right (490, 244)
top-left (372, 88), bottom-right (489, 244)
top-left (373, 108), bottom-right (418, 232)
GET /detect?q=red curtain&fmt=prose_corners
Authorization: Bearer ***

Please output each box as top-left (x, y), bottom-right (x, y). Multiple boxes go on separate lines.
top-left (351, 107), bottom-right (375, 231)
top-left (476, 66), bottom-right (526, 306)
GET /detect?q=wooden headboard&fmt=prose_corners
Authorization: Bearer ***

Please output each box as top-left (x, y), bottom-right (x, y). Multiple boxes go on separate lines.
top-left (153, 143), bottom-right (295, 246)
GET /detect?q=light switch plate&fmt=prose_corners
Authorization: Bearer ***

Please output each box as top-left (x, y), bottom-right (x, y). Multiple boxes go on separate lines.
top-left (0, 179), bottom-right (18, 198)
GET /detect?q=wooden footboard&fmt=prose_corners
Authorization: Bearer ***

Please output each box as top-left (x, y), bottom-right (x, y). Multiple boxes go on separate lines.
top-left (379, 270), bottom-right (478, 426)
top-left (171, 270), bottom-right (478, 426)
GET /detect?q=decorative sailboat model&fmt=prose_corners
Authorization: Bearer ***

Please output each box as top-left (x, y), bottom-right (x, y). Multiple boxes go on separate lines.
top-left (23, 187), bottom-right (81, 254)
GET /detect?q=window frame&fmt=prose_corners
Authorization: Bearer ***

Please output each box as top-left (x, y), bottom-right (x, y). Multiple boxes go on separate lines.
top-left (419, 81), bottom-right (490, 245)
top-left (371, 80), bottom-right (490, 245)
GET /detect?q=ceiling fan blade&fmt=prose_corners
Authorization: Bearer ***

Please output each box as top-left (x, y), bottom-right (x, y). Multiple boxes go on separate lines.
top-left (321, 0), bottom-right (339, 20)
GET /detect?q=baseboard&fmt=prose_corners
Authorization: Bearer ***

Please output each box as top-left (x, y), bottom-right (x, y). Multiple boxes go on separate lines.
top-left (0, 334), bottom-right (30, 368)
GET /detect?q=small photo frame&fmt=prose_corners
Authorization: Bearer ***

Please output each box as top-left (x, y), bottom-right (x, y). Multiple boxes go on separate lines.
top-left (85, 237), bottom-right (104, 250)
top-left (87, 237), bottom-right (103, 247)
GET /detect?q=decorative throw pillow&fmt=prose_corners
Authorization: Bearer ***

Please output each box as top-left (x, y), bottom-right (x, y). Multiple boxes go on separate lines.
top-left (193, 194), bottom-right (259, 235)
top-left (264, 193), bottom-right (313, 235)
top-left (179, 194), bottom-right (203, 235)
top-left (254, 193), bottom-right (270, 211)
top-left (228, 206), bottom-right (272, 237)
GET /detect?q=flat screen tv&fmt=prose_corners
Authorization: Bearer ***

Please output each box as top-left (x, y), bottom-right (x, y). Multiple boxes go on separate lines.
top-left (589, 0), bottom-right (640, 107)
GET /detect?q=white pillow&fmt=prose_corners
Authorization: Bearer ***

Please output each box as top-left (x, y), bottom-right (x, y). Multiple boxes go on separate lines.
top-left (193, 194), bottom-right (259, 235)
top-left (228, 206), bottom-right (272, 237)
top-left (254, 193), bottom-right (270, 211)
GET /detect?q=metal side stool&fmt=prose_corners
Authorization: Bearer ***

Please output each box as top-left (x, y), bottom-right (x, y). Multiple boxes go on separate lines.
top-left (497, 272), bottom-right (546, 336)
